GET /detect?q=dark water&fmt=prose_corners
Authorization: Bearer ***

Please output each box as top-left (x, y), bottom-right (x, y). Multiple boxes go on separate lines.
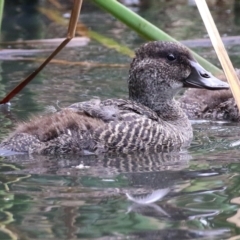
top-left (1, 1), bottom-right (240, 239)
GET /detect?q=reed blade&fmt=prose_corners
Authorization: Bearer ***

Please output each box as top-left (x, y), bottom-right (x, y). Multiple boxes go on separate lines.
top-left (0, 0), bottom-right (4, 32)
top-left (0, 0), bottom-right (83, 104)
top-left (195, 0), bottom-right (240, 111)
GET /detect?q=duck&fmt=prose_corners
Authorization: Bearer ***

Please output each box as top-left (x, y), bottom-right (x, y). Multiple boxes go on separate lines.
top-left (0, 41), bottom-right (229, 155)
top-left (179, 70), bottom-right (240, 121)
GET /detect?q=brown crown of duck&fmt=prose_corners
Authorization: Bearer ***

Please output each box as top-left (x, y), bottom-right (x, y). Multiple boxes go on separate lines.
top-left (0, 41), bottom-right (229, 155)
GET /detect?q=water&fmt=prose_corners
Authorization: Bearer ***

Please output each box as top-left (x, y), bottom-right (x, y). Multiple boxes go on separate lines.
top-left (1, 1), bottom-right (240, 239)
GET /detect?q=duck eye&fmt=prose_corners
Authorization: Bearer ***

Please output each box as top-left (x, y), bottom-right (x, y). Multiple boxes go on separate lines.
top-left (167, 53), bottom-right (176, 61)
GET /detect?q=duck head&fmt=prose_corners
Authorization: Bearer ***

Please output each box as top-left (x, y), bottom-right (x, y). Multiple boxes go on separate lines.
top-left (128, 41), bottom-right (229, 111)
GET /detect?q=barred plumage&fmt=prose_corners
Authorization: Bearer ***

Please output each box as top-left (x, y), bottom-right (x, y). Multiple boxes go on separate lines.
top-left (0, 41), bottom-right (228, 155)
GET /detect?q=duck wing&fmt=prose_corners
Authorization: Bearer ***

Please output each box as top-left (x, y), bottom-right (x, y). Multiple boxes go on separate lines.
top-left (1, 99), bottom-right (180, 154)
top-left (67, 98), bottom-right (119, 122)
top-left (67, 98), bottom-right (159, 122)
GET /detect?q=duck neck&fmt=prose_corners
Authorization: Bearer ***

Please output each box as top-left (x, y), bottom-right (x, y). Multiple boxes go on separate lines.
top-left (130, 92), bottom-right (187, 123)
top-left (153, 98), bottom-right (188, 122)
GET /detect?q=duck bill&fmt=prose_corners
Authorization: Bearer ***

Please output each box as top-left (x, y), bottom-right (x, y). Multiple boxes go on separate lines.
top-left (184, 60), bottom-right (229, 90)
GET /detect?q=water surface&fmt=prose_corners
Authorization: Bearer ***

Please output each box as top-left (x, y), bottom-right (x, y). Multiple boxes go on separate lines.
top-left (1, 1), bottom-right (240, 239)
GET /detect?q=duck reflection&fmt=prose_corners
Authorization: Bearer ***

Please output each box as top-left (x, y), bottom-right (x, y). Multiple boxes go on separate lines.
top-left (1, 150), bottom-right (231, 239)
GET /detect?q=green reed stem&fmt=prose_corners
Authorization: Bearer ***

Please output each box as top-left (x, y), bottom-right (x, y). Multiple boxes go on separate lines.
top-left (91, 0), bottom-right (222, 75)
top-left (0, 0), bottom-right (4, 32)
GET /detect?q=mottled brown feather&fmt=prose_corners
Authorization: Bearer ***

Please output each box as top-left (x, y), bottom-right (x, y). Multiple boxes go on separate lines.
top-left (0, 41), bottom-right (228, 155)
